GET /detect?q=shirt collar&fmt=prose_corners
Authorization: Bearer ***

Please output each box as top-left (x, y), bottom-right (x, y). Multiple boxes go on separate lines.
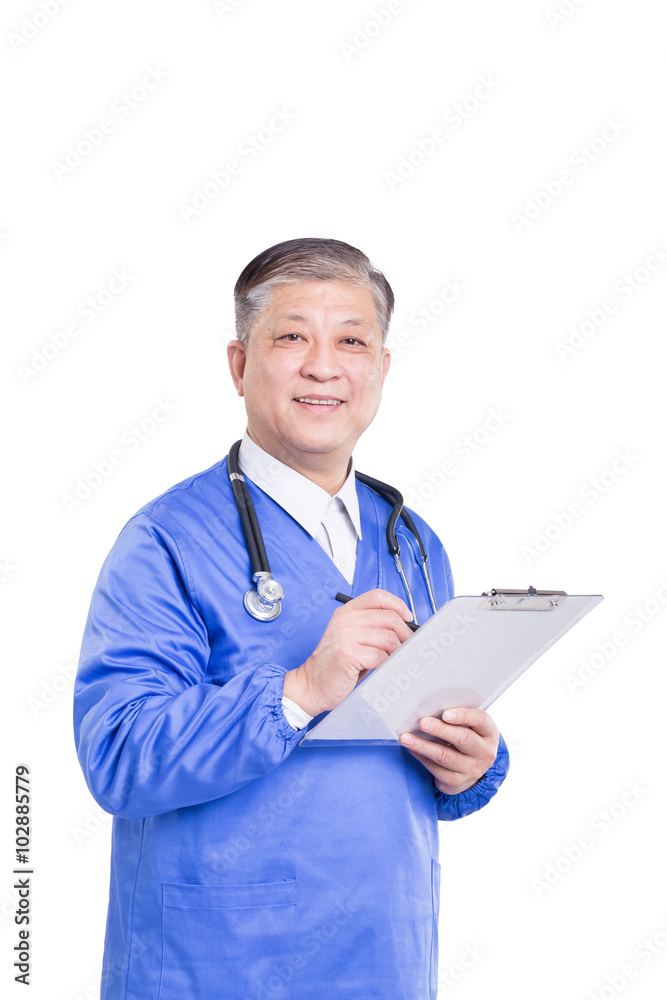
top-left (237, 430), bottom-right (362, 540)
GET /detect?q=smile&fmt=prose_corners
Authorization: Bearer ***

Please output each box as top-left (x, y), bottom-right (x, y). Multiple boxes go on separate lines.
top-left (294, 397), bottom-right (343, 406)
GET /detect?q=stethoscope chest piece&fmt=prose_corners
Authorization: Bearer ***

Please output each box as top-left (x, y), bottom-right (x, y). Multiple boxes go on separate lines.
top-left (244, 572), bottom-right (284, 621)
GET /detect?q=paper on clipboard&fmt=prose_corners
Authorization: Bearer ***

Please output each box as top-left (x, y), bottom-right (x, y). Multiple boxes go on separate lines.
top-left (299, 590), bottom-right (603, 747)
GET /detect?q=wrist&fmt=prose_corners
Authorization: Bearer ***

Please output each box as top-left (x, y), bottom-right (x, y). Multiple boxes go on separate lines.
top-left (435, 772), bottom-right (486, 796)
top-left (283, 665), bottom-right (322, 717)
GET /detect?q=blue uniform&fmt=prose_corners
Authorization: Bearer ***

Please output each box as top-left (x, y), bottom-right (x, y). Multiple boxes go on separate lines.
top-left (73, 455), bottom-right (509, 1000)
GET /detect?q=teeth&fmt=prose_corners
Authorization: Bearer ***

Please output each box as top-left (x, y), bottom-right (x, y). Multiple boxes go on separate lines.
top-left (296, 398), bottom-right (342, 405)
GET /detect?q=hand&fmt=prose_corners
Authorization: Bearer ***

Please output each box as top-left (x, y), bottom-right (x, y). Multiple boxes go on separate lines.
top-left (398, 708), bottom-right (500, 795)
top-left (283, 589), bottom-right (414, 716)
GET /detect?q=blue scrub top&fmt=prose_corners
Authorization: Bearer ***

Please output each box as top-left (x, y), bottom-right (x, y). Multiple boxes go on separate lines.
top-left (73, 454), bottom-right (509, 1000)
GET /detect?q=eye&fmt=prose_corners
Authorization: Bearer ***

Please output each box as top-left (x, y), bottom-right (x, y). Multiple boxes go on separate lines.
top-left (341, 336), bottom-right (365, 346)
top-left (279, 333), bottom-right (303, 342)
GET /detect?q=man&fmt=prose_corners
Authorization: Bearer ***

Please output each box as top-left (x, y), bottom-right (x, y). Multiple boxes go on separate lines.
top-left (74, 237), bottom-right (509, 1000)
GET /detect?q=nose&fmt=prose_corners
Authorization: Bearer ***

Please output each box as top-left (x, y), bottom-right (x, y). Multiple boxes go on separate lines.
top-left (299, 338), bottom-right (343, 381)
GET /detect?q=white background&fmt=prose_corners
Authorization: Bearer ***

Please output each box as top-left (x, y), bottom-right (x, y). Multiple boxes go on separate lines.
top-left (2, 1), bottom-right (666, 998)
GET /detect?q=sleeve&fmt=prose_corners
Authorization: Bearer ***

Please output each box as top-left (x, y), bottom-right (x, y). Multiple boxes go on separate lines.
top-left (281, 696), bottom-right (314, 730)
top-left (434, 731), bottom-right (510, 821)
top-left (73, 513), bottom-right (303, 820)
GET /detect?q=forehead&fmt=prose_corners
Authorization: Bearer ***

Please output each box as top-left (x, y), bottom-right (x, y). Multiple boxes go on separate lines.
top-left (263, 280), bottom-right (378, 325)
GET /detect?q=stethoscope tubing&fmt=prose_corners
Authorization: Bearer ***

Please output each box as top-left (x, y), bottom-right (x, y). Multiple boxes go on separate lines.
top-left (227, 440), bottom-right (438, 623)
top-left (354, 471), bottom-right (428, 561)
top-left (228, 439), bottom-right (271, 578)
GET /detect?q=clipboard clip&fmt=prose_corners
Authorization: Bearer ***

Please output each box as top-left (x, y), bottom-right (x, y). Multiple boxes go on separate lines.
top-left (480, 586), bottom-right (567, 611)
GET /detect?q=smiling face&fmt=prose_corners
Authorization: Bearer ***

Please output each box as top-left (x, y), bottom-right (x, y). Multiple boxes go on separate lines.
top-left (227, 280), bottom-right (391, 492)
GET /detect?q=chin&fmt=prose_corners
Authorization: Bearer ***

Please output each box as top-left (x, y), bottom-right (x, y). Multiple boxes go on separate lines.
top-left (290, 432), bottom-right (351, 456)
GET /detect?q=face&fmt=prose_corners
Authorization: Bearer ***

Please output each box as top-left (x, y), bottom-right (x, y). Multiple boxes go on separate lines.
top-left (227, 280), bottom-right (391, 484)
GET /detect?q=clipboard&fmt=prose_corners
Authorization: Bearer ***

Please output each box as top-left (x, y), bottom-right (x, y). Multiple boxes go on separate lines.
top-left (299, 588), bottom-right (603, 747)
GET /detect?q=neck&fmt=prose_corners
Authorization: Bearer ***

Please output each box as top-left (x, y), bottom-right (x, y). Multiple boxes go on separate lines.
top-left (246, 428), bottom-right (351, 495)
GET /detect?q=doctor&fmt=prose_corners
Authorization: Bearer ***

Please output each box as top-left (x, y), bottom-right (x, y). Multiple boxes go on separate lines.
top-left (74, 237), bottom-right (509, 1000)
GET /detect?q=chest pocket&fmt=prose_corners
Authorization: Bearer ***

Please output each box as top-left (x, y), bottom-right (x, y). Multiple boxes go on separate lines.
top-left (158, 879), bottom-right (297, 1000)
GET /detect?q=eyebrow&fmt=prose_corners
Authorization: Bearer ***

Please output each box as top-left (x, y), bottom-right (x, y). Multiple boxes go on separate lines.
top-left (275, 312), bottom-right (370, 327)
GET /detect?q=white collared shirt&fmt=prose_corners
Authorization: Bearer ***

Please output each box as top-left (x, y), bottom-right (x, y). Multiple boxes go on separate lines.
top-left (238, 431), bottom-right (362, 729)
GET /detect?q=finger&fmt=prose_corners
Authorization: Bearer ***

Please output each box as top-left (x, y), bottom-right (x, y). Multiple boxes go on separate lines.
top-left (437, 708), bottom-right (498, 739)
top-left (342, 588), bottom-right (413, 623)
top-left (407, 747), bottom-right (469, 782)
top-left (362, 609), bottom-right (415, 642)
top-left (398, 732), bottom-right (470, 773)
top-left (355, 625), bottom-right (407, 657)
top-left (348, 642), bottom-right (395, 673)
top-left (417, 717), bottom-right (485, 757)
top-left (339, 607), bottom-right (415, 643)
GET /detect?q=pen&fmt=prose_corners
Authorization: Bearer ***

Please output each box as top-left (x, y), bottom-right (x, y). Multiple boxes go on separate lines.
top-left (334, 592), bottom-right (419, 631)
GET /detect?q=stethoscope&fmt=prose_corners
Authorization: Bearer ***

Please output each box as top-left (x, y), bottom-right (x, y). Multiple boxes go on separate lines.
top-left (227, 439), bottom-right (439, 624)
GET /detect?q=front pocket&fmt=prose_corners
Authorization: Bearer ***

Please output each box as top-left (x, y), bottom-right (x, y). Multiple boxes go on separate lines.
top-left (429, 859), bottom-right (441, 999)
top-left (158, 879), bottom-right (297, 1000)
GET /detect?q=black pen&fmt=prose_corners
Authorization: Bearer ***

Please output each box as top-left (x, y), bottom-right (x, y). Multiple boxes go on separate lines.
top-left (335, 592), bottom-right (419, 631)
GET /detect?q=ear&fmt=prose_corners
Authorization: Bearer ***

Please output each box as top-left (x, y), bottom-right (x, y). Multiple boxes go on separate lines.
top-left (227, 340), bottom-right (247, 397)
top-left (380, 346), bottom-right (391, 385)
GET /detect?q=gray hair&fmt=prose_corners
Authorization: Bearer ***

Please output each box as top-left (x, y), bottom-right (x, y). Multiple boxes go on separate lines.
top-left (233, 237), bottom-right (395, 347)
